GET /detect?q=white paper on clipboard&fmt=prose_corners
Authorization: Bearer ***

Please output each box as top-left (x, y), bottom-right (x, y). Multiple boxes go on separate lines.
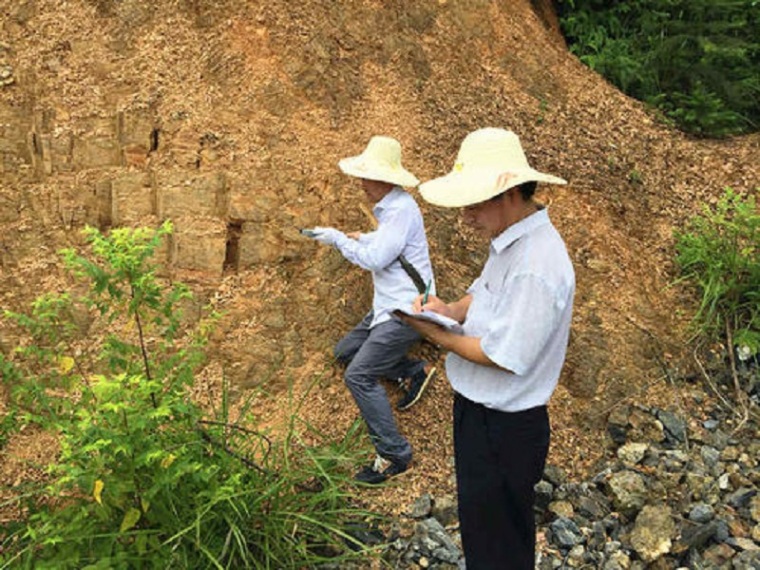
top-left (393, 306), bottom-right (464, 335)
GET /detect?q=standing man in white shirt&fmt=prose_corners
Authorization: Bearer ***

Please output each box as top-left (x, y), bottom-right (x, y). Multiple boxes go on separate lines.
top-left (308, 136), bottom-right (437, 484)
top-left (399, 128), bottom-right (575, 569)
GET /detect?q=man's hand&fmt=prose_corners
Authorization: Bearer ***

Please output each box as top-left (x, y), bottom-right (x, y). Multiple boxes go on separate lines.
top-left (395, 311), bottom-right (447, 341)
top-left (398, 310), bottom-right (500, 369)
top-left (411, 293), bottom-right (452, 316)
top-left (311, 227), bottom-right (342, 246)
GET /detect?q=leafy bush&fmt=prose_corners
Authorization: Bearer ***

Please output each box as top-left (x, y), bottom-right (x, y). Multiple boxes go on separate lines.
top-left (0, 223), bottom-right (375, 569)
top-left (558, 0), bottom-right (760, 137)
top-left (675, 188), bottom-right (760, 357)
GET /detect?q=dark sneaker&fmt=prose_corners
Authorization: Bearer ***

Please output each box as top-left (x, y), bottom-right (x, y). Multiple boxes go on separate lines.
top-left (396, 364), bottom-right (436, 411)
top-left (354, 455), bottom-right (408, 485)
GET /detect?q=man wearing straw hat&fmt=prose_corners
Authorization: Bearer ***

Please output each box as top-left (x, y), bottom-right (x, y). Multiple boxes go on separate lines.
top-left (398, 128), bottom-right (575, 569)
top-left (306, 136), bottom-right (437, 484)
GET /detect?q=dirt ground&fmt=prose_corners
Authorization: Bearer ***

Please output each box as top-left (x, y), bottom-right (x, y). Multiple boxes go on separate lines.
top-left (1, 0), bottom-right (759, 518)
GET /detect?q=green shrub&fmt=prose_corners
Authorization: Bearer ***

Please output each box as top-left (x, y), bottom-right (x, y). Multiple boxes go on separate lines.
top-left (0, 223), bottom-right (376, 569)
top-left (675, 188), bottom-right (760, 357)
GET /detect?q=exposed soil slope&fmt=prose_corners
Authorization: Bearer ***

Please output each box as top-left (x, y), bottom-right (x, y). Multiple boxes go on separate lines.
top-left (1, 0), bottom-right (758, 512)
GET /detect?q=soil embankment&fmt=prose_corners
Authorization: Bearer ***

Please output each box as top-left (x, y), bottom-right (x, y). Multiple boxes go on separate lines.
top-left (1, 0), bottom-right (759, 511)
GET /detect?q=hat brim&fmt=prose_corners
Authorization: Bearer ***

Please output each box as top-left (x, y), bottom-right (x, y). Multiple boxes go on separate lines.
top-left (419, 167), bottom-right (566, 208)
top-left (339, 156), bottom-right (420, 188)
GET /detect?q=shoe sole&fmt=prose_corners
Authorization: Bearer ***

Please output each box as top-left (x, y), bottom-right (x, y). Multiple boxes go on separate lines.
top-left (397, 366), bottom-right (436, 411)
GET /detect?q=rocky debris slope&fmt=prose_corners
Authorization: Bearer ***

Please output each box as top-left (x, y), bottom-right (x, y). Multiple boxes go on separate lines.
top-left (536, 400), bottom-right (759, 569)
top-left (337, 377), bottom-right (759, 569)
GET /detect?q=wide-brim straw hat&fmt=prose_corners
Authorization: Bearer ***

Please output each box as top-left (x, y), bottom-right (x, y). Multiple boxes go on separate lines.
top-left (339, 136), bottom-right (420, 188)
top-left (419, 128), bottom-right (566, 207)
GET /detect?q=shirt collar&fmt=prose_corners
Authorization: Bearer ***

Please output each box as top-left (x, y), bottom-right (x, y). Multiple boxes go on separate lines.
top-left (373, 187), bottom-right (403, 215)
top-left (491, 207), bottom-right (550, 253)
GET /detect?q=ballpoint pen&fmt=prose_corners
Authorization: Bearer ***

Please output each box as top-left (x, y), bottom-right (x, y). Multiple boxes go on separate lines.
top-left (422, 279), bottom-right (432, 305)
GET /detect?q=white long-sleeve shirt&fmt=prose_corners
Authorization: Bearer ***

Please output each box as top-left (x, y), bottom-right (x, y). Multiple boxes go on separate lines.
top-left (331, 188), bottom-right (435, 327)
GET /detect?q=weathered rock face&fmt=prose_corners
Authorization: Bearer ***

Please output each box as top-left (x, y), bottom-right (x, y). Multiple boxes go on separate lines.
top-left (1, 1), bottom-right (759, 446)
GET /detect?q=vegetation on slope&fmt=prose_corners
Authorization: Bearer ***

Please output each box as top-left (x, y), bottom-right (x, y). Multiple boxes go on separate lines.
top-left (558, 0), bottom-right (760, 137)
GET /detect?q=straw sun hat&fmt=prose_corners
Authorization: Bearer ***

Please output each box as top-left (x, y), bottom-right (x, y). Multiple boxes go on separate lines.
top-left (339, 136), bottom-right (420, 188)
top-left (419, 127), bottom-right (566, 208)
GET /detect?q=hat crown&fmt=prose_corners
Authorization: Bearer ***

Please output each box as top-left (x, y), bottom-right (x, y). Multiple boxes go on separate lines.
top-left (362, 136), bottom-right (403, 169)
top-left (453, 128), bottom-right (529, 173)
top-left (338, 135), bottom-right (420, 187)
top-left (418, 127), bottom-right (566, 208)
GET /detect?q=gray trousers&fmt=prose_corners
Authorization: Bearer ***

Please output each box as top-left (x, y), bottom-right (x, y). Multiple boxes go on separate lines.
top-left (334, 312), bottom-right (424, 466)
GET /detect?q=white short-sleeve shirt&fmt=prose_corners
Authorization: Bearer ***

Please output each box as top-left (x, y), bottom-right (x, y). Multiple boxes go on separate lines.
top-left (446, 208), bottom-right (575, 412)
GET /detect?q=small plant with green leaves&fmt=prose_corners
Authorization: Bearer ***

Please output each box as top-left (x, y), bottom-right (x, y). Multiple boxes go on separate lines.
top-left (675, 188), bottom-right (759, 411)
top-left (0, 222), bottom-right (376, 569)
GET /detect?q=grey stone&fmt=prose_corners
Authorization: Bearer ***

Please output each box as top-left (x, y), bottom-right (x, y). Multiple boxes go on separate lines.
top-left (731, 549), bottom-right (760, 569)
top-left (549, 517), bottom-right (584, 549)
top-left (701, 446), bottom-right (721, 468)
top-left (678, 521), bottom-right (720, 550)
top-left (409, 494), bottom-right (432, 519)
top-left (617, 442), bottom-right (648, 465)
top-left (656, 409), bottom-right (687, 443)
top-left (576, 493), bottom-right (611, 520)
top-left (419, 518), bottom-right (461, 559)
top-left (544, 464), bottom-right (568, 487)
top-left (567, 544), bottom-right (585, 566)
top-left (628, 504), bottom-right (675, 563)
top-left (535, 479), bottom-right (554, 510)
top-left (431, 495), bottom-right (458, 528)
top-left (726, 487), bottom-right (757, 510)
top-left (603, 550), bottom-right (631, 570)
top-left (608, 423), bottom-right (628, 446)
top-left (606, 470), bottom-right (648, 517)
top-left (588, 521), bottom-right (608, 550)
top-left (708, 429), bottom-right (731, 450)
top-left (603, 540), bottom-right (623, 555)
top-left (689, 503), bottom-right (715, 523)
top-left (663, 449), bottom-right (689, 464)
top-left (725, 537), bottom-right (760, 552)
top-left (716, 519), bottom-right (731, 542)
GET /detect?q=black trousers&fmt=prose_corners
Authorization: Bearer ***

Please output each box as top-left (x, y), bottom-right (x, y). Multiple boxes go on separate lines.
top-left (453, 392), bottom-right (550, 570)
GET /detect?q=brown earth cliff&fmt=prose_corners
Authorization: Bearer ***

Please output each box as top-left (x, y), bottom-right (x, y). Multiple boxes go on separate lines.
top-left (1, 0), bottom-right (759, 511)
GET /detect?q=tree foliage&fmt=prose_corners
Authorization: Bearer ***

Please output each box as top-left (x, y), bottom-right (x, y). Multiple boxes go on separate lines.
top-left (558, 0), bottom-right (760, 137)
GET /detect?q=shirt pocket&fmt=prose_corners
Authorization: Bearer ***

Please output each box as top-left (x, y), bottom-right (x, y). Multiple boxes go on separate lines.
top-left (466, 284), bottom-right (502, 335)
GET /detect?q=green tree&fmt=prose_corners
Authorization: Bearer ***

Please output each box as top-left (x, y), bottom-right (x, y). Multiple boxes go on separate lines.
top-left (558, 0), bottom-right (760, 137)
